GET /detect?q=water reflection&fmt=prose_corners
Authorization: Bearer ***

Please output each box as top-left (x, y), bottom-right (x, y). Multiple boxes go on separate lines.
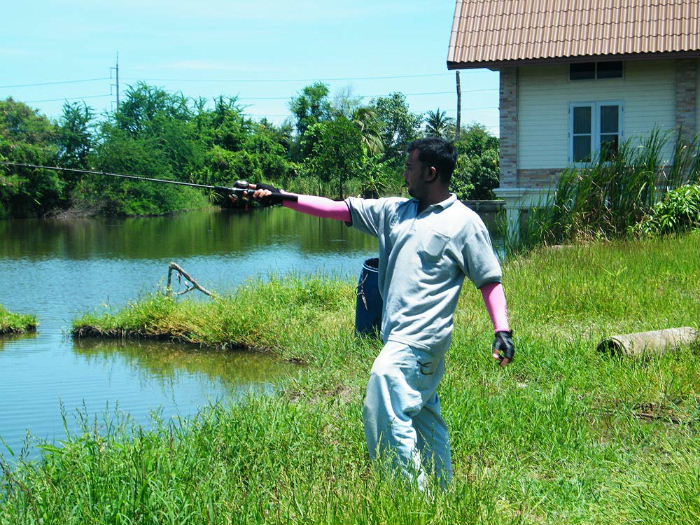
top-left (73, 338), bottom-right (297, 395)
top-left (0, 207), bottom-right (377, 260)
top-left (0, 332), bottom-right (38, 351)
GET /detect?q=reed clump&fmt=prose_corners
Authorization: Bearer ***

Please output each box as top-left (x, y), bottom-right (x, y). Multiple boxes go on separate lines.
top-left (1, 233), bottom-right (698, 524)
top-left (508, 131), bottom-right (700, 255)
top-left (0, 304), bottom-right (37, 335)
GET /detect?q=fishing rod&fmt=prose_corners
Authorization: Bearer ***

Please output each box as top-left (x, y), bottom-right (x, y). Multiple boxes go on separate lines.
top-left (0, 161), bottom-right (298, 202)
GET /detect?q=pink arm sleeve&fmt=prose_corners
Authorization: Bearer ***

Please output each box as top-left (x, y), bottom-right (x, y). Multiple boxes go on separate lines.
top-left (481, 282), bottom-right (510, 332)
top-left (283, 194), bottom-right (352, 222)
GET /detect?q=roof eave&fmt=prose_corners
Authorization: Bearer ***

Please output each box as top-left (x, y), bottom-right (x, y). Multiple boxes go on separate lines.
top-left (448, 50), bottom-right (700, 70)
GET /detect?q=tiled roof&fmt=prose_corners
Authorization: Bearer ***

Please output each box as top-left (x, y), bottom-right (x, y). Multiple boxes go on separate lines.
top-left (447, 0), bottom-right (700, 68)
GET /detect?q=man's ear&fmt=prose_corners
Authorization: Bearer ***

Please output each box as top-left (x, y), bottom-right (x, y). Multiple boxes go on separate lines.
top-left (426, 165), bottom-right (439, 182)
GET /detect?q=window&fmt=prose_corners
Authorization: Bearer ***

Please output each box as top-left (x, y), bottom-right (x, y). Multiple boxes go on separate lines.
top-left (570, 61), bottom-right (623, 80)
top-left (596, 61), bottom-right (624, 79)
top-left (570, 62), bottom-right (596, 80)
top-left (570, 103), bottom-right (622, 163)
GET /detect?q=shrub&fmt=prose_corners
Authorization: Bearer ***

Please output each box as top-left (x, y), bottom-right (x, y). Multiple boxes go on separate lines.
top-left (632, 184), bottom-right (700, 236)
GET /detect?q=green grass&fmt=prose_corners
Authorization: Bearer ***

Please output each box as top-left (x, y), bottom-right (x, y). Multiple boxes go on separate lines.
top-left (0, 304), bottom-right (37, 335)
top-left (2, 233), bottom-right (698, 524)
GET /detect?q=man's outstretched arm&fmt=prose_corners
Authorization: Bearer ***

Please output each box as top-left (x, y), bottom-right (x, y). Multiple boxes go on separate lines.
top-left (247, 183), bottom-right (351, 222)
top-left (283, 194), bottom-right (351, 222)
top-left (481, 282), bottom-right (515, 366)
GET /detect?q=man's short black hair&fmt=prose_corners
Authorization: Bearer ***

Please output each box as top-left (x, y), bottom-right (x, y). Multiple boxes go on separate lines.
top-left (407, 137), bottom-right (458, 183)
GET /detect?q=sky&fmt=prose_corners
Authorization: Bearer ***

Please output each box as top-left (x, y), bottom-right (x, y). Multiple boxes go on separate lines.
top-left (1, 0), bottom-right (499, 134)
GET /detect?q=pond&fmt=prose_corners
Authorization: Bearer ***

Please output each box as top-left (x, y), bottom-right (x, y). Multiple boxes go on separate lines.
top-left (0, 207), bottom-right (379, 460)
top-left (0, 204), bottom-right (501, 461)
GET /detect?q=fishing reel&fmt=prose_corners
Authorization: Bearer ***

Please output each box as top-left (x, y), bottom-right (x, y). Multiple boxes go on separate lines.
top-left (231, 180), bottom-right (295, 206)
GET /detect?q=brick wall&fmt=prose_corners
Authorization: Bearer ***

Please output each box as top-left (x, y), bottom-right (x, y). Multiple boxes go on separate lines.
top-left (676, 59), bottom-right (698, 142)
top-left (517, 168), bottom-right (562, 188)
top-left (499, 67), bottom-right (518, 188)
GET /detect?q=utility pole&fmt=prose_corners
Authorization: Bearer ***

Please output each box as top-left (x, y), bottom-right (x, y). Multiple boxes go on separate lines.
top-left (455, 71), bottom-right (462, 141)
top-left (110, 53), bottom-right (120, 110)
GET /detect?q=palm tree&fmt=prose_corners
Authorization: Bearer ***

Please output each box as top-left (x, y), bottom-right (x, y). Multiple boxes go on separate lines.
top-left (424, 108), bottom-right (454, 139)
top-left (352, 107), bottom-right (384, 156)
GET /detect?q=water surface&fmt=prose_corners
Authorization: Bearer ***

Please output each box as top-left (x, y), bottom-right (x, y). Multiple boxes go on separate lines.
top-left (0, 207), bottom-right (377, 459)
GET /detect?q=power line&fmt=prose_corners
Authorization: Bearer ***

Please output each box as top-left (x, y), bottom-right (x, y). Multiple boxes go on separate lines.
top-left (236, 90), bottom-right (449, 101)
top-left (0, 77), bottom-right (110, 89)
top-left (3, 66), bottom-right (498, 90)
top-left (18, 90), bottom-right (496, 109)
top-left (17, 88), bottom-right (496, 105)
top-left (237, 89), bottom-right (496, 101)
top-left (123, 72), bottom-right (456, 83)
top-left (24, 94), bottom-right (111, 103)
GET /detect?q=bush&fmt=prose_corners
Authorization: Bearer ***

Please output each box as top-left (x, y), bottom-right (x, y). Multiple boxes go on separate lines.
top-left (632, 184), bottom-right (700, 236)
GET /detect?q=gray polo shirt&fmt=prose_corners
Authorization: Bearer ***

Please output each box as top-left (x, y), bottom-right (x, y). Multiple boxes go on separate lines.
top-left (346, 194), bottom-right (502, 353)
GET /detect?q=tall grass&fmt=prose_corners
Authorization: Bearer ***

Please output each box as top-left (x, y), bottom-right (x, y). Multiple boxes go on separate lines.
top-left (0, 304), bottom-right (37, 335)
top-left (1, 233), bottom-right (698, 524)
top-left (506, 130), bottom-right (700, 255)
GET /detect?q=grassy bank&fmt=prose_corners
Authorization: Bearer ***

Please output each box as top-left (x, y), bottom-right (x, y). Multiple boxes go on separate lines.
top-left (0, 305), bottom-right (37, 335)
top-left (2, 233), bottom-right (698, 524)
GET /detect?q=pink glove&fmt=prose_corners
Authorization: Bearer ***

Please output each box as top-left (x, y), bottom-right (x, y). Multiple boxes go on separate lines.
top-left (283, 194), bottom-right (351, 222)
top-left (481, 282), bottom-right (510, 332)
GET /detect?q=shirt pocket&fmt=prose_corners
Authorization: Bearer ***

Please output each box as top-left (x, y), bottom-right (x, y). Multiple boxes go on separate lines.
top-left (419, 230), bottom-right (450, 261)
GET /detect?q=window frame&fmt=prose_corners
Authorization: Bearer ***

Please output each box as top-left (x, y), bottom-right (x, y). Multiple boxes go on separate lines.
top-left (569, 61), bottom-right (624, 81)
top-left (568, 101), bottom-right (624, 165)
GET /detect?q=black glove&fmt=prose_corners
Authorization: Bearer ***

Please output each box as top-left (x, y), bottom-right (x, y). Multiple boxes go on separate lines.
top-left (234, 181), bottom-right (283, 205)
top-left (235, 180), bottom-right (280, 192)
top-left (492, 330), bottom-right (514, 366)
top-left (253, 182), bottom-right (281, 193)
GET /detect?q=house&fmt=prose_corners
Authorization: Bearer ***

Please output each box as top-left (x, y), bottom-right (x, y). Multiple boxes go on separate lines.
top-left (447, 0), bottom-right (699, 235)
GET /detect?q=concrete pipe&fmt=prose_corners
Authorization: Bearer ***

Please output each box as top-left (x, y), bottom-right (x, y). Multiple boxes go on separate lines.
top-left (597, 327), bottom-right (698, 358)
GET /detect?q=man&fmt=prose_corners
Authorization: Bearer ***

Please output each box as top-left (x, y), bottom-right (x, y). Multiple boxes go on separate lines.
top-left (245, 137), bottom-right (514, 487)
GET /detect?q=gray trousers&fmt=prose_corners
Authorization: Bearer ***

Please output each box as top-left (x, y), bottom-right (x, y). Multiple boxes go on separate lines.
top-left (363, 341), bottom-right (453, 488)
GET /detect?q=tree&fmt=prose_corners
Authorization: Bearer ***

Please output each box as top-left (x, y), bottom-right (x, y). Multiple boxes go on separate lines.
top-left (71, 85), bottom-right (210, 215)
top-left (81, 124), bottom-right (208, 216)
top-left (205, 96), bottom-right (251, 151)
top-left (370, 92), bottom-right (422, 165)
top-left (56, 101), bottom-right (96, 198)
top-left (289, 82), bottom-right (333, 136)
top-left (0, 98), bottom-right (61, 217)
top-left (352, 107), bottom-right (384, 157)
top-left (451, 124), bottom-right (500, 200)
top-left (115, 82), bottom-right (192, 137)
top-left (332, 86), bottom-right (363, 119)
top-left (301, 116), bottom-right (365, 198)
top-left (57, 101), bottom-right (95, 168)
top-left (424, 108), bottom-right (454, 139)
top-left (205, 123), bottom-right (295, 186)
top-left (258, 117), bottom-right (294, 153)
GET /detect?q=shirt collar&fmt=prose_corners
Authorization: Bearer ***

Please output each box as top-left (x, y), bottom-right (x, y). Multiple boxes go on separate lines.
top-left (435, 193), bottom-right (457, 209)
top-left (419, 193), bottom-right (457, 211)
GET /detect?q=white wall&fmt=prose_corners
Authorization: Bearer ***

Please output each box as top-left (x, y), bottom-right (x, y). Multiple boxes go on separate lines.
top-left (517, 60), bottom-right (677, 170)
